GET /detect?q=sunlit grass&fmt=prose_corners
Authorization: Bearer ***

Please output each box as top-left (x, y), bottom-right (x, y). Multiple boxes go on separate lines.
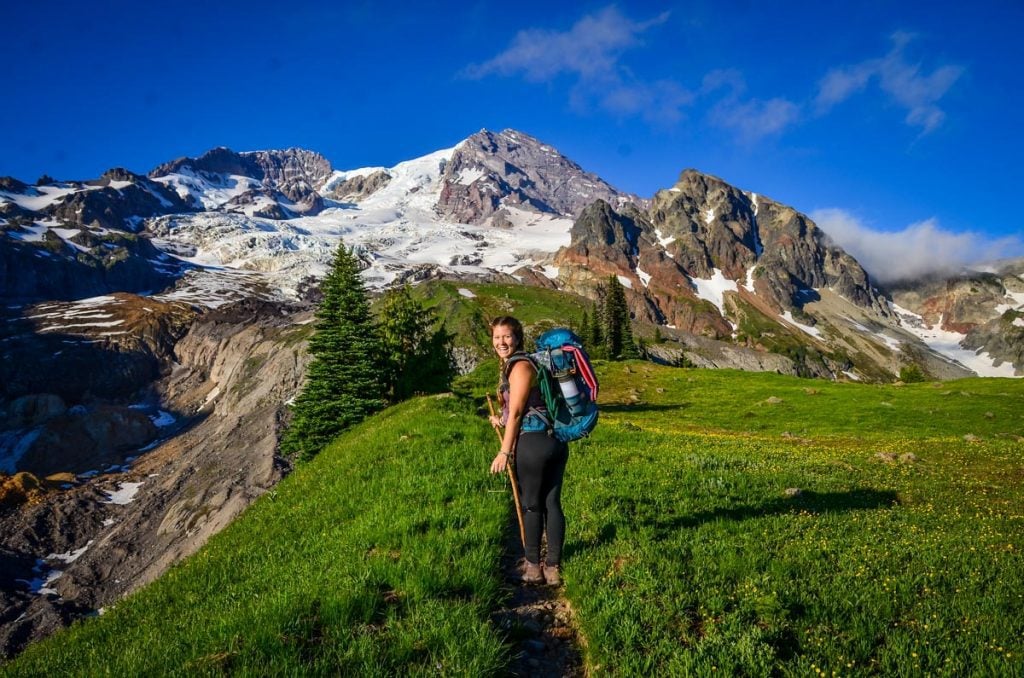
top-left (561, 363), bottom-right (1024, 675)
top-left (6, 364), bottom-right (1024, 676)
top-left (5, 396), bottom-right (509, 676)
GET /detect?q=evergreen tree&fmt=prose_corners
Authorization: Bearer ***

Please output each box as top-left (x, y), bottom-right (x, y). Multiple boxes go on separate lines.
top-left (604, 275), bottom-right (639, 359)
top-left (280, 245), bottom-right (387, 459)
top-left (378, 284), bottom-right (456, 401)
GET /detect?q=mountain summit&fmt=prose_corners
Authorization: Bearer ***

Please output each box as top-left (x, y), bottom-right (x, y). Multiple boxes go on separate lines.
top-left (437, 129), bottom-right (638, 225)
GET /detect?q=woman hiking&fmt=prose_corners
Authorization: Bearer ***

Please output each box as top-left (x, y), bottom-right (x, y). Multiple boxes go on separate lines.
top-left (488, 316), bottom-right (569, 586)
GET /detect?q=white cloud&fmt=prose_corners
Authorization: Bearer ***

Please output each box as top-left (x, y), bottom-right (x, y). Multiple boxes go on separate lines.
top-left (464, 7), bottom-right (689, 125)
top-left (815, 32), bottom-right (965, 134)
top-left (703, 69), bottom-right (801, 141)
top-left (464, 7), bottom-right (668, 83)
top-left (711, 96), bottom-right (801, 141)
top-left (811, 208), bottom-right (1023, 283)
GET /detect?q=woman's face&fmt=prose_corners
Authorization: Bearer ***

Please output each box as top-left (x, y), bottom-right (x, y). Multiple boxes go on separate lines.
top-left (491, 324), bottom-right (519, 359)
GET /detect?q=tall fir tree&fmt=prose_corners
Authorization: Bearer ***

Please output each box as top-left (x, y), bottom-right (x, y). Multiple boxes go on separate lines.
top-left (280, 244), bottom-right (387, 459)
top-left (604, 275), bottom-right (639, 360)
top-left (378, 284), bottom-right (456, 402)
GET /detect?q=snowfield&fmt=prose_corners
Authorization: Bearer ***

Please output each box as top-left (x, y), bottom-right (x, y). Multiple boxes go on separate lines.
top-left (149, 145), bottom-right (574, 295)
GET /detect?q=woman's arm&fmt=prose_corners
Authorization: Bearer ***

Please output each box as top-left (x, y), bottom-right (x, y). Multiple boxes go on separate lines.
top-left (490, 360), bottom-right (534, 473)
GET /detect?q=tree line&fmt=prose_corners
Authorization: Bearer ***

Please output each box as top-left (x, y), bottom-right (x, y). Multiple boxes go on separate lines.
top-left (281, 244), bottom-right (455, 459)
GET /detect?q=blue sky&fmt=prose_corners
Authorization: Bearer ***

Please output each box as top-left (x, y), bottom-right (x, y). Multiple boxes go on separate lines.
top-left (3, 1), bottom-right (1022, 277)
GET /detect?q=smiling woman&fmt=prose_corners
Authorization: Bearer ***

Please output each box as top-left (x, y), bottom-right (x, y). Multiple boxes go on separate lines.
top-left (488, 315), bottom-right (569, 586)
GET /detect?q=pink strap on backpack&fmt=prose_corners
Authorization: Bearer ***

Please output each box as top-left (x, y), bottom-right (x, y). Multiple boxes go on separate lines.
top-left (562, 345), bottom-right (598, 401)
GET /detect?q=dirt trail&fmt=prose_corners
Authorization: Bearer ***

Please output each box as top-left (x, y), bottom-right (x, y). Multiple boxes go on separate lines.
top-left (490, 514), bottom-right (585, 677)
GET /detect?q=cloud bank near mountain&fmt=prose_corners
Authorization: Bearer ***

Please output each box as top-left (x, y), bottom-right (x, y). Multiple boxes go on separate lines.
top-left (812, 208), bottom-right (1023, 283)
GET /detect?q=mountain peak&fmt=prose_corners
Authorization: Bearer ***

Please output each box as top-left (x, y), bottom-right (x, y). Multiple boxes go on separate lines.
top-left (438, 129), bottom-right (638, 224)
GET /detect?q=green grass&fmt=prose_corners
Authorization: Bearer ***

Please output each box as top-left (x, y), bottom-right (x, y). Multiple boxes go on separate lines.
top-left (405, 280), bottom-right (593, 354)
top-left (5, 396), bottom-right (510, 676)
top-left (564, 364), bottom-right (1024, 676)
top-left (5, 365), bottom-right (1024, 676)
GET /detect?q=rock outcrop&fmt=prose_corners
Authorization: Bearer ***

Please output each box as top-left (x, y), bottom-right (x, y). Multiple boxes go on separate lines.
top-left (149, 147), bottom-right (333, 215)
top-left (326, 170), bottom-right (392, 202)
top-left (47, 169), bottom-right (194, 231)
top-left (437, 129), bottom-right (639, 224)
top-left (0, 299), bottom-right (312, 658)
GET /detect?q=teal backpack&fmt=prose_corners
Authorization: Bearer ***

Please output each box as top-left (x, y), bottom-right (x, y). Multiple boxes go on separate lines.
top-left (507, 328), bottom-right (599, 443)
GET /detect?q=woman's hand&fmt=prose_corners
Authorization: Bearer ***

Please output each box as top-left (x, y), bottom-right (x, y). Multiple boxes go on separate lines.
top-left (488, 414), bottom-right (502, 428)
top-left (490, 451), bottom-right (509, 474)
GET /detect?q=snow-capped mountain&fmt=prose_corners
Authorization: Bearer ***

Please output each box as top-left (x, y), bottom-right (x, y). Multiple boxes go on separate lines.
top-left (1, 128), bottom-right (1021, 378)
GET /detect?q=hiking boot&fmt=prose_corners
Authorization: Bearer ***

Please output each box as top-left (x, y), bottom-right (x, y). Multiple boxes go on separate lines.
top-left (543, 564), bottom-right (561, 586)
top-left (522, 561), bottom-right (544, 584)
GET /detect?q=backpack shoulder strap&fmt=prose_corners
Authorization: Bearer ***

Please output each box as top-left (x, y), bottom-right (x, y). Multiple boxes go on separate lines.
top-left (503, 352), bottom-right (537, 380)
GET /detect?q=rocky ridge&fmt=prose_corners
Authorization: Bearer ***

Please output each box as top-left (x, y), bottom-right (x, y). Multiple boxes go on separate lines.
top-left (437, 129), bottom-right (640, 225)
top-left (0, 298), bottom-right (311, 657)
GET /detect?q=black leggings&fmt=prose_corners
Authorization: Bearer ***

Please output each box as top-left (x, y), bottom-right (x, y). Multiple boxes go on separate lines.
top-left (515, 432), bottom-right (569, 566)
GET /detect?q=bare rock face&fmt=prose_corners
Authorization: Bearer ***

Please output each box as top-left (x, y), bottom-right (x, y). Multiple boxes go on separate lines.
top-left (648, 170), bottom-right (759, 280)
top-left (0, 228), bottom-right (182, 303)
top-left (3, 395), bottom-right (67, 429)
top-left (892, 273), bottom-right (1010, 332)
top-left (646, 337), bottom-right (802, 374)
top-left (0, 299), bottom-right (312, 658)
top-left (327, 170), bottom-right (392, 202)
top-left (1, 294), bottom-right (196, 404)
top-left (555, 200), bottom-right (731, 336)
top-left (150, 147), bottom-right (333, 215)
top-left (436, 129), bottom-right (638, 224)
top-left (16, 406), bottom-right (158, 477)
top-left (648, 170), bottom-right (887, 317)
top-left (890, 260), bottom-right (1024, 373)
top-left (48, 169), bottom-right (194, 231)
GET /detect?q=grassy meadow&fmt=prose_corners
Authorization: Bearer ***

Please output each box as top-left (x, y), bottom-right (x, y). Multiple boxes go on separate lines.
top-left (5, 363), bottom-right (1024, 676)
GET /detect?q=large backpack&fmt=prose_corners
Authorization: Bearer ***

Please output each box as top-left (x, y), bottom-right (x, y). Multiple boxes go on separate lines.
top-left (508, 328), bottom-right (599, 443)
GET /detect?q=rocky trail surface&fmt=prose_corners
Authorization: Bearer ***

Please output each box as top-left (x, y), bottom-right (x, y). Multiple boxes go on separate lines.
top-left (491, 514), bottom-right (584, 677)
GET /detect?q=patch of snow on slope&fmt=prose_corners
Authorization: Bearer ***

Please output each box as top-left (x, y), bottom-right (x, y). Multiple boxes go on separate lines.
top-left (540, 265), bottom-right (559, 279)
top-left (692, 269), bottom-right (737, 316)
top-left (636, 266), bottom-right (652, 288)
top-left (0, 184), bottom-right (88, 211)
top-left (152, 170), bottom-right (260, 209)
top-left (48, 541), bottom-right (94, 565)
top-left (743, 265), bottom-right (757, 292)
top-left (454, 167), bottom-right (486, 186)
top-left (994, 290), bottom-right (1024, 315)
top-left (892, 304), bottom-right (1019, 377)
top-left (781, 311), bottom-right (823, 339)
top-left (617, 275), bottom-right (633, 289)
top-left (0, 429), bottom-right (41, 474)
top-left (704, 207), bottom-right (715, 224)
top-left (103, 482), bottom-right (144, 505)
top-left (458, 288), bottom-right (476, 298)
top-left (655, 228), bottom-right (675, 250)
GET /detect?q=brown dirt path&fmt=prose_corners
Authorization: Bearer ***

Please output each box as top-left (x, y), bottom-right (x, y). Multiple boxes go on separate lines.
top-left (490, 515), bottom-right (585, 677)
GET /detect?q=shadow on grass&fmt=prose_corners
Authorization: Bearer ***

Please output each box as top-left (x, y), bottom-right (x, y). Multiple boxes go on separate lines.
top-left (566, 489), bottom-right (898, 560)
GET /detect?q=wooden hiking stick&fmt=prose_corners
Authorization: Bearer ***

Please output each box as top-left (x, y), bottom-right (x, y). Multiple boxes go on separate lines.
top-left (487, 394), bottom-right (526, 550)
